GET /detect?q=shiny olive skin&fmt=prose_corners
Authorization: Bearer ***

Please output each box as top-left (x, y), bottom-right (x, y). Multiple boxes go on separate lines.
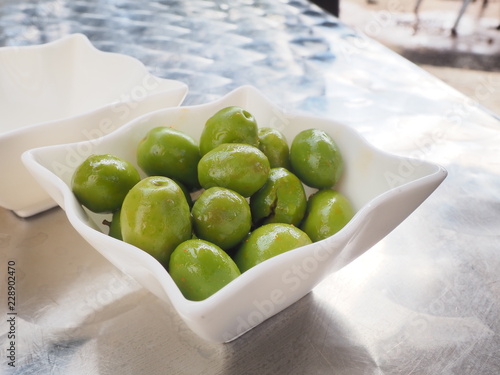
top-left (234, 223), bottom-right (312, 272)
top-left (199, 106), bottom-right (259, 156)
top-left (197, 143), bottom-right (270, 197)
top-left (289, 129), bottom-right (343, 189)
top-left (137, 126), bottom-right (201, 191)
top-left (120, 176), bottom-right (192, 266)
top-left (72, 154), bottom-right (141, 213)
top-left (169, 239), bottom-right (241, 301)
top-left (192, 187), bottom-right (251, 251)
top-left (258, 127), bottom-right (292, 170)
top-left (250, 167), bottom-right (307, 227)
top-left (300, 189), bottom-right (354, 242)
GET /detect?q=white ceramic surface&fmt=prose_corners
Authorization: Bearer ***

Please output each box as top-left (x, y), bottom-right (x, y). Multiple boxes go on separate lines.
top-left (0, 33), bottom-right (188, 217)
top-left (22, 85), bottom-right (447, 343)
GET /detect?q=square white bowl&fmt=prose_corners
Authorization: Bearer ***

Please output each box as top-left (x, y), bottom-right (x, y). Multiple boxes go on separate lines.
top-left (22, 85), bottom-right (446, 342)
top-left (0, 33), bottom-right (188, 217)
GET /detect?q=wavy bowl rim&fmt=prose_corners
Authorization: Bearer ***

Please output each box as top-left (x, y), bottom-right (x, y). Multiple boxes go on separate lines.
top-left (21, 84), bottom-right (447, 322)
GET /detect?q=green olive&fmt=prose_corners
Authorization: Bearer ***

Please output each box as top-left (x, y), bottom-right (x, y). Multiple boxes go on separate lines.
top-left (192, 187), bottom-right (251, 251)
top-left (234, 223), bottom-right (312, 272)
top-left (300, 189), bottom-right (354, 242)
top-left (250, 167), bottom-right (307, 227)
top-left (137, 126), bottom-right (201, 191)
top-left (258, 127), bottom-right (292, 170)
top-left (169, 239), bottom-right (241, 301)
top-left (120, 176), bottom-right (192, 266)
top-left (289, 129), bottom-right (343, 189)
top-left (72, 154), bottom-right (141, 213)
top-left (197, 143), bottom-right (270, 197)
top-left (199, 106), bottom-right (259, 155)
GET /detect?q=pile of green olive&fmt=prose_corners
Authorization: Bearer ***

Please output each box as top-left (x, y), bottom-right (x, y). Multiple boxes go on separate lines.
top-left (71, 106), bottom-right (354, 301)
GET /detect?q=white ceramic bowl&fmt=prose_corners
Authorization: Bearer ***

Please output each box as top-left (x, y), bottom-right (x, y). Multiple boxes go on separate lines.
top-left (0, 33), bottom-right (188, 217)
top-left (22, 85), bottom-right (447, 342)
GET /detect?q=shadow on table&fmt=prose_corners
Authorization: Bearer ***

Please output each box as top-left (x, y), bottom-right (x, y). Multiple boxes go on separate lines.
top-left (219, 292), bottom-right (377, 375)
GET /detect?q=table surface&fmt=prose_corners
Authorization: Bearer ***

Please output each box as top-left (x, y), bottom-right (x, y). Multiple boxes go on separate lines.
top-left (1, 1), bottom-right (499, 374)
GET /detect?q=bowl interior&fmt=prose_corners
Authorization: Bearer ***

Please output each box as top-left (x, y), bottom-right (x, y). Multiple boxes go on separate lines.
top-left (0, 34), bottom-right (168, 133)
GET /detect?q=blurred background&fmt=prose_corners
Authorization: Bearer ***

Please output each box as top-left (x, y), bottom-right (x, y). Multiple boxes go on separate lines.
top-left (315, 0), bottom-right (500, 116)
